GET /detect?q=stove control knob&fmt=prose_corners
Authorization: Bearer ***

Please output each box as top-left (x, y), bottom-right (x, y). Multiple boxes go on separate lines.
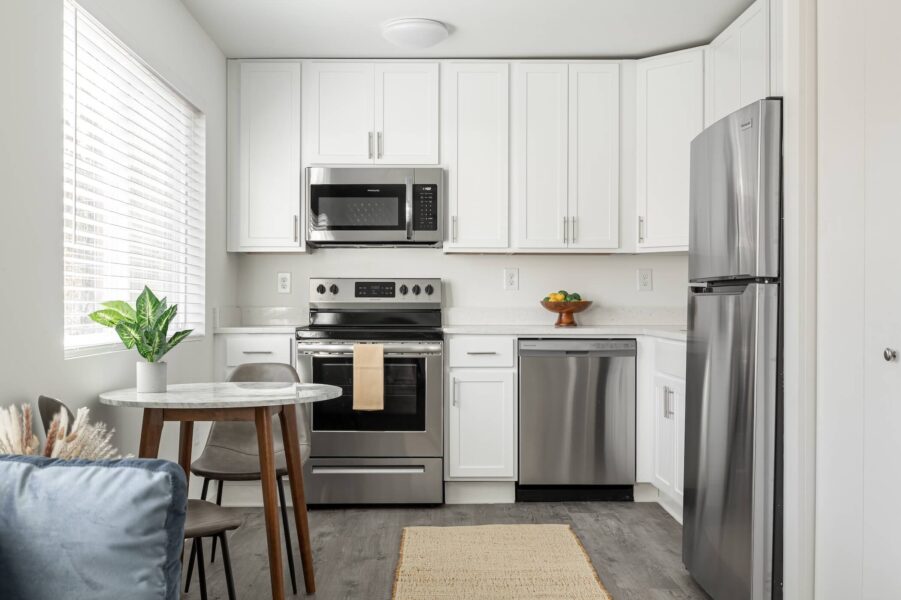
top-left (329, 284), bottom-right (339, 295)
top-left (424, 284), bottom-right (434, 295)
top-left (399, 284), bottom-right (409, 295)
top-left (412, 285), bottom-right (421, 296)
top-left (316, 284), bottom-right (326, 295)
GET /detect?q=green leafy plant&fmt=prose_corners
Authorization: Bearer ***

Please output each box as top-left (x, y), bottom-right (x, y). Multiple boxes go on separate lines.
top-left (89, 286), bottom-right (193, 362)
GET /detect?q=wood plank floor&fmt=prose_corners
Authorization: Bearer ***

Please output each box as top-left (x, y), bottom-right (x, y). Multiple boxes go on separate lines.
top-left (181, 502), bottom-right (709, 600)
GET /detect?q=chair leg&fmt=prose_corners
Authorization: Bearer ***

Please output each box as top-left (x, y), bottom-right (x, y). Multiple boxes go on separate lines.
top-left (219, 532), bottom-right (238, 600)
top-left (277, 475), bottom-right (298, 594)
top-left (200, 477), bottom-right (210, 501)
top-left (211, 480), bottom-right (224, 563)
top-left (195, 537), bottom-right (208, 600)
top-left (184, 539), bottom-right (197, 594)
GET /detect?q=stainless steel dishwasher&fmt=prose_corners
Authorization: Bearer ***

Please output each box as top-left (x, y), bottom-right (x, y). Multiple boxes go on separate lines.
top-left (518, 339), bottom-right (636, 500)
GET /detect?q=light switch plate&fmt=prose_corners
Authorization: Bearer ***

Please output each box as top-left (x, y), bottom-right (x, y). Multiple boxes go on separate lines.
top-left (503, 268), bottom-right (519, 291)
top-left (277, 272), bottom-right (291, 294)
top-left (637, 268), bottom-right (653, 292)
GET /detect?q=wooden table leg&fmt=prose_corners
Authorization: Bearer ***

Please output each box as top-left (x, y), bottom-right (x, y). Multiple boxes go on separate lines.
top-left (280, 404), bottom-right (316, 594)
top-left (255, 407), bottom-right (285, 600)
top-left (138, 408), bottom-right (164, 458)
top-left (177, 421), bottom-right (194, 494)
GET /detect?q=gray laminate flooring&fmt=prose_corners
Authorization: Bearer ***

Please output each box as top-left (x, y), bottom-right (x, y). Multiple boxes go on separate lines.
top-left (181, 502), bottom-right (709, 600)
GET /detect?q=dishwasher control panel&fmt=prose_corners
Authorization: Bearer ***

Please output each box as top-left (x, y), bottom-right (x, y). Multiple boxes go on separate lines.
top-left (518, 339), bottom-right (637, 353)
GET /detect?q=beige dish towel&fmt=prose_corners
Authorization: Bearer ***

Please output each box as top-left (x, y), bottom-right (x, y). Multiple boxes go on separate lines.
top-left (353, 343), bottom-right (384, 411)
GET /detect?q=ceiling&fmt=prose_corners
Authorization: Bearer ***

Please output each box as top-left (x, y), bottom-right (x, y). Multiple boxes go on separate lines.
top-left (180, 0), bottom-right (756, 59)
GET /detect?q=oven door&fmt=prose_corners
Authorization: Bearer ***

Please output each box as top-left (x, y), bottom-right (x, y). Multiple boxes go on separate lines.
top-left (296, 341), bottom-right (443, 457)
top-left (308, 183), bottom-right (410, 243)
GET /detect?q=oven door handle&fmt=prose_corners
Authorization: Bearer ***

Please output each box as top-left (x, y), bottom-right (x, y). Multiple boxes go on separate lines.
top-left (297, 343), bottom-right (442, 354)
top-left (405, 175), bottom-right (414, 241)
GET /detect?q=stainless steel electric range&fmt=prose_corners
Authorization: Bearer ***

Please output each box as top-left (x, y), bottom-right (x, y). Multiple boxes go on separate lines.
top-left (296, 278), bottom-right (444, 505)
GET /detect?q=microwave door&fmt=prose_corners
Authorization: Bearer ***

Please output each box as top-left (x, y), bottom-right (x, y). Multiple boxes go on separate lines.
top-left (308, 184), bottom-right (407, 243)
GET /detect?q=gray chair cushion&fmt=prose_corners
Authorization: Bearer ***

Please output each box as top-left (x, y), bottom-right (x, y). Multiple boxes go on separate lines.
top-left (0, 455), bottom-right (187, 600)
top-left (184, 499), bottom-right (243, 538)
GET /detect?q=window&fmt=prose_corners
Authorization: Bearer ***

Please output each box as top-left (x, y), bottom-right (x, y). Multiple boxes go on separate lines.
top-left (63, 1), bottom-right (205, 355)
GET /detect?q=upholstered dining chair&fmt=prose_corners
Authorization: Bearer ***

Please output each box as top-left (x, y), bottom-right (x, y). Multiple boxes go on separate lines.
top-left (189, 362), bottom-right (311, 594)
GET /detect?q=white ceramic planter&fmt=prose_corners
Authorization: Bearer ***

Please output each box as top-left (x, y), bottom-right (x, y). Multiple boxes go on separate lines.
top-left (136, 361), bottom-right (167, 393)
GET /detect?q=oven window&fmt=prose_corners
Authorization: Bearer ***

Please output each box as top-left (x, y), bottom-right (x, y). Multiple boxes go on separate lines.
top-left (312, 357), bottom-right (426, 431)
top-left (309, 184), bottom-right (405, 230)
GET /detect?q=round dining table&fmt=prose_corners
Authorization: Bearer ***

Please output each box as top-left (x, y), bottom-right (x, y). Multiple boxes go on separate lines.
top-left (99, 382), bottom-right (342, 599)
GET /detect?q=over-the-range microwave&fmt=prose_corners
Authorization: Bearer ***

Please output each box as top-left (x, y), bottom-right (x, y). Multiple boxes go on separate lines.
top-left (306, 167), bottom-right (443, 247)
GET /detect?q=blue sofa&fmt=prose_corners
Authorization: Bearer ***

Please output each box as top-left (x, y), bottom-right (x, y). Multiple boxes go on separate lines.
top-left (0, 455), bottom-right (187, 600)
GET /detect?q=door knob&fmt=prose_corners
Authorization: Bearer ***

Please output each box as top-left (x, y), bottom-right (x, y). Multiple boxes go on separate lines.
top-left (884, 348), bottom-right (898, 362)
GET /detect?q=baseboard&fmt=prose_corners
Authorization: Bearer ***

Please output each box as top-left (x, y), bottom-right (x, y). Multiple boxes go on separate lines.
top-left (633, 482), bottom-right (660, 503)
top-left (444, 481), bottom-right (516, 504)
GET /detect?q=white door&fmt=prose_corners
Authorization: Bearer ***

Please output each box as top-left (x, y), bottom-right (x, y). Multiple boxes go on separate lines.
top-left (374, 63), bottom-right (439, 164)
top-left (448, 370), bottom-right (515, 479)
top-left (444, 63), bottom-right (509, 249)
top-left (306, 62), bottom-right (374, 163)
top-left (652, 372), bottom-right (678, 495)
top-left (671, 377), bottom-right (686, 503)
top-left (636, 48), bottom-right (704, 251)
top-left (513, 63), bottom-right (568, 249)
top-left (705, 0), bottom-right (769, 125)
top-left (232, 61), bottom-right (301, 250)
top-left (568, 63), bottom-right (620, 249)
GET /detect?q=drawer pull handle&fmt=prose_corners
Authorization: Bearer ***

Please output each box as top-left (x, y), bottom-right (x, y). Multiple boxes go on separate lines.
top-left (466, 351), bottom-right (498, 355)
top-left (242, 350), bottom-right (274, 355)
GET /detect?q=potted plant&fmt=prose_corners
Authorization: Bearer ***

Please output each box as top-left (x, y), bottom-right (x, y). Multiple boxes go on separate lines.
top-left (89, 286), bottom-right (193, 393)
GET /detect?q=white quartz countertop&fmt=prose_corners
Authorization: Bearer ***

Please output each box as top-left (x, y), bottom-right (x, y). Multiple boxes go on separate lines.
top-left (214, 325), bottom-right (299, 334)
top-left (442, 324), bottom-right (687, 341)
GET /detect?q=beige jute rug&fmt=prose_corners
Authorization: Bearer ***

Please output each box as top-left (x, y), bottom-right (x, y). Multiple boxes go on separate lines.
top-left (391, 524), bottom-right (612, 600)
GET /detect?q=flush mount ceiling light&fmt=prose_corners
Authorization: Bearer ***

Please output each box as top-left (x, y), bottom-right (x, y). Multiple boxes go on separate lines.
top-left (382, 18), bottom-right (449, 49)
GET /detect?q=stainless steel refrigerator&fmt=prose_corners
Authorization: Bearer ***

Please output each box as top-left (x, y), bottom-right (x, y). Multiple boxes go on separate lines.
top-left (683, 98), bottom-right (783, 600)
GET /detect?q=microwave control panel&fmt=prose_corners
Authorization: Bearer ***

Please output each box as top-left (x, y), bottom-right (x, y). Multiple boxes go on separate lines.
top-left (413, 185), bottom-right (439, 231)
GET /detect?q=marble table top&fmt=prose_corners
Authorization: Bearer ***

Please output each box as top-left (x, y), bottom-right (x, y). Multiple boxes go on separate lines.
top-left (99, 382), bottom-right (342, 409)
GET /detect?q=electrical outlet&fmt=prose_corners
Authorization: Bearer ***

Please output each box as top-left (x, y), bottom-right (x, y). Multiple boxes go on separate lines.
top-left (277, 272), bottom-right (291, 294)
top-left (637, 268), bottom-right (653, 292)
top-left (503, 268), bottom-right (519, 291)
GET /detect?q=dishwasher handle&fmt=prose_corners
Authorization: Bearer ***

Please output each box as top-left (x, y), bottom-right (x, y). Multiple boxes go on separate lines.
top-left (518, 338), bottom-right (637, 358)
top-left (519, 349), bottom-right (636, 359)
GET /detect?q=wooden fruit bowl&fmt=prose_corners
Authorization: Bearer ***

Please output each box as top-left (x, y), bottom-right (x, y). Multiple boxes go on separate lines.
top-left (540, 300), bottom-right (593, 327)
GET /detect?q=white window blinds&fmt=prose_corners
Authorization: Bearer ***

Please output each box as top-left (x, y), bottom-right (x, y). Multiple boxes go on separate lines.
top-left (63, 0), bottom-right (206, 354)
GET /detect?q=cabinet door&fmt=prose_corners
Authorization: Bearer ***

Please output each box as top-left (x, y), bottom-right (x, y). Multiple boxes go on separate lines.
top-left (444, 63), bottom-right (509, 249)
top-left (672, 377), bottom-right (686, 502)
top-left (705, 0), bottom-right (769, 126)
top-left (231, 61), bottom-right (301, 250)
top-left (513, 63), bottom-right (568, 249)
top-left (636, 48), bottom-right (704, 251)
top-left (568, 63), bottom-right (620, 249)
top-left (306, 62), bottom-right (374, 163)
top-left (448, 370), bottom-right (516, 479)
top-left (653, 372), bottom-right (679, 494)
top-left (374, 63), bottom-right (439, 164)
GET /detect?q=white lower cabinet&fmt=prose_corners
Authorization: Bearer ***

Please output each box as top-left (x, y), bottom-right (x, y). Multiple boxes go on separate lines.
top-left (650, 338), bottom-right (687, 519)
top-left (447, 368), bottom-right (516, 480)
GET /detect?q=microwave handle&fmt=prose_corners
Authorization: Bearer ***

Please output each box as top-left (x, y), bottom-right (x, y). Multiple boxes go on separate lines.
top-left (405, 175), bottom-right (414, 241)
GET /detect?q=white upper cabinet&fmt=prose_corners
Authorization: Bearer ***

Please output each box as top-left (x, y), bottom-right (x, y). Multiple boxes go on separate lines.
top-left (375, 63), bottom-right (439, 164)
top-left (705, 0), bottom-right (770, 126)
top-left (513, 62), bottom-right (620, 250)
top-left (514, 63), bottom-right (568, 248)
top-left (305, 62), bottom-right (438, 165)
top-left (444, 63), bottom-right (510, 249)
top-left (568, 64), bottom-right (620, 249)
top-left (636, 48), bottom-right (704, 252)
top-left (227, 61), bottom-right (302, 252)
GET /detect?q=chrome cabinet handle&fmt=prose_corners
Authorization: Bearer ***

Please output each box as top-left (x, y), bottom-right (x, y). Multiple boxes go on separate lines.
top-left (563, 216), bottom-right (568, 243)
top-left (243, 350), bottom-right (273, 355)
top-left (293, 215), bottom-right (299, 242)
top-left (453, 383), bottom-right (458, 407)
top-left (452, 215), bottom-right (458, 242)
top-left (466, 351), bottom-right (498, 355)
top-left (885, 348), bottom-right (898, 362)
top-left (639, 216), bottom-right (646, 243)
top-left (663, 386), bottom-right (674, 418)
top-left (378, 131), bottom-right (383, 158)
top-left (368, 132), bottom-right (373, 159)
top-left (571, 216), bottom-right (577, 243)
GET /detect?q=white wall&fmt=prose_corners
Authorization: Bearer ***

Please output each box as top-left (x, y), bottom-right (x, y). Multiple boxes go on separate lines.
top-left (0, 0), bottom-right (235, 459)
top-left (237, 251), bottom-right (689, 324)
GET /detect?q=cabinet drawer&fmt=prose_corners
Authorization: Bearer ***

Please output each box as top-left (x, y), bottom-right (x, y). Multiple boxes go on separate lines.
top-left (225, 334), bottom-right (293, 367)
top-left (655, 339), bottom-right (686, 379)
top-left (448, 336), bottom-right (516, 368)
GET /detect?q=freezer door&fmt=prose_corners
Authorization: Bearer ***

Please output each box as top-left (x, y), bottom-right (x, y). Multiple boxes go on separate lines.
top-left (683, 283), bottom-right (778, 600)
top-left (689, 99), bottom-right (781, 282)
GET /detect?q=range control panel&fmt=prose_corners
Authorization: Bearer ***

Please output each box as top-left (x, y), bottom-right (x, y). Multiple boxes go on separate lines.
top-left (309, 278), bottom-right (442, 305)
